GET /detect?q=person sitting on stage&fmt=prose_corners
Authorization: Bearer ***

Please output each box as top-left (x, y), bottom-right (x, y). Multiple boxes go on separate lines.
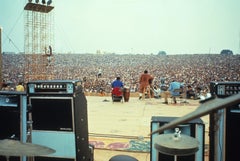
top-left (186, 85), bottom-right (196, 99)
top-left (161, 79), bottom-right (183, 104)
top-left (111, 76), bottom-right (124, 89)
top-left (152, 85), bottom-right (161, 98)
top-left (111, 77), bottom-right (124, 99)
top-left (159, 77), bottom-right (168, 94)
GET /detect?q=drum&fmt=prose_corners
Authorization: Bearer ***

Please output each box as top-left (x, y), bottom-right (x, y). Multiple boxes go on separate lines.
top-left (123, 87), bottom-right (130, 102)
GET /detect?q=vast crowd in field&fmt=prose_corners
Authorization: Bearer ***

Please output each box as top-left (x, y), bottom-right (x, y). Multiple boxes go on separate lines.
top-left (2, 53), bottom-right (240, 93)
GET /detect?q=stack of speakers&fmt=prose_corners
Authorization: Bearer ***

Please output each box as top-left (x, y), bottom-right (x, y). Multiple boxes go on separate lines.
top-left (0, 80), bottom-right (93, 161)
top-left (209, 81), bottom-right (240, 161)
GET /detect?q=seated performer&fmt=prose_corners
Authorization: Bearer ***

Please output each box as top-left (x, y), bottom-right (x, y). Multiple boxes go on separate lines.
top-left (111, 76), bottom-right (124, 89)
top-left (111, 77), bottom-right (124, 101)
top-left (186, 85), bottom-right (196, 99)
top-left (161, 79), bottom-right (183, 104)
top-left (152, 85), bottom-right (161, 98)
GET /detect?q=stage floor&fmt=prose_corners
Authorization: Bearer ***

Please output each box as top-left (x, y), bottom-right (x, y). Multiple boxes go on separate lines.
top-left (86, 95), bottom-right (209, 161)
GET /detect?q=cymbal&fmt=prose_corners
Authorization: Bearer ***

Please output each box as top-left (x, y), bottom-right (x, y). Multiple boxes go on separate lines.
top-left (154, 134), bottom-right (199, 156)
top-left (151, 93), bottom-right (240, 134)
top-left (0, 139), bottom-right (55, 156)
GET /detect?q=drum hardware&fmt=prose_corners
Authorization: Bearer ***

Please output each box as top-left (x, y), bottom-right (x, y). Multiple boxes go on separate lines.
top-left (0, 139), bottom-right (55, 161)
top-left (154, 128), bottom-right (199, 161)
top-left (150, 93), bottom-right (240, 135)
top-left (26, 104), bottom-right (34, 161)
top-left (27, 104), bottom-right (33, 142)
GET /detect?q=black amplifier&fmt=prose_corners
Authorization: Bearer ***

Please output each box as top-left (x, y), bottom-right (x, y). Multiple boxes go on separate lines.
top-left (210, 81), bottom-right (240, 98)
top-left (209, 81), bottom-right (240, 161)
top-left (27, 80), bottom-right (92, 161)
top-left (27, 80), bottom-right (82, 95)
top-left (0, 91), bottom-right (27, 161)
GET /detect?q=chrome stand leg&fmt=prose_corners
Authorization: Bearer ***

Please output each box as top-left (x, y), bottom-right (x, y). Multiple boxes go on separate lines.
top-left (174, 155), bottom-right (177, 161)
top-left (6, 156), bottom-right (9, 161)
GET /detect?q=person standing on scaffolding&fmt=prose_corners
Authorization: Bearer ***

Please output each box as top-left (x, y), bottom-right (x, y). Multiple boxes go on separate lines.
top-left (139, 70), bottom-right (153, 100)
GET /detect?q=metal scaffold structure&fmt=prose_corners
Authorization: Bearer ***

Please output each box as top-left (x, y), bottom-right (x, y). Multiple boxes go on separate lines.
top-left (24, 1), bottom-right (55, 81)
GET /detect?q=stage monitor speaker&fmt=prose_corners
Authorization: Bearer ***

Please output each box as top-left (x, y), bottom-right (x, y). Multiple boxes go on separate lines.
top-left (27, 80), bottom-right (92, 161)
top-left (209, 81), bottom-right (240, 161)
top-left (150, 116), bottom-right (205, 161)
top-left (210, 81), bottom-right (240, 98)
top-left (0, 91), bottom-right (27, 161)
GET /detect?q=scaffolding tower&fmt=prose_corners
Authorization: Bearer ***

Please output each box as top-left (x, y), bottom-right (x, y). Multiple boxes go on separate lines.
top-left (24, 2), bottom-right (55, 81)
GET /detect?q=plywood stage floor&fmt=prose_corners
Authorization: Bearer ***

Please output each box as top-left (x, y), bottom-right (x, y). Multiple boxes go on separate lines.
top-left (86, 95), bottom-right (210, 161)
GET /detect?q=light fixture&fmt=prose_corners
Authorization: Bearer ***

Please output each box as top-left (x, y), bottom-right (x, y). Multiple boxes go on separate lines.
top-left (28, 0), bottom-right (33, 2)
top-left (49, 45), bottom-right (52, 56)
top-left (47, 0), bottom-right (52, 6)
top-left (44, 45), bottom-right (53, 56)
top-left (42, 0), bottom-right (46, 5)
top-left (35, 0), bottom-right (39, 3)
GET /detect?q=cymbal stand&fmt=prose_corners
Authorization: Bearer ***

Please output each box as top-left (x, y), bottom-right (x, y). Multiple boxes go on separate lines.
top-left (27, 104), bottom-right (34, 161)
top-left (174, 155), bottom-right (177, 161)
top-left (27, 114), bottom-right (33, 141)
top-left (173, 128), bottom-right (181, 161)
top-left (5, 156), bottom-right (9, 161)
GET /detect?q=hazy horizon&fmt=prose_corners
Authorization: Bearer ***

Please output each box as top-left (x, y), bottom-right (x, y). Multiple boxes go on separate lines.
top-left (1, 0), bottom-right (240, 55)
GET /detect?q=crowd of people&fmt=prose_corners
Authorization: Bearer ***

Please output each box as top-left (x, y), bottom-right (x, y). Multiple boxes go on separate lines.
top-left (1, 53), bottom-right (240, 97)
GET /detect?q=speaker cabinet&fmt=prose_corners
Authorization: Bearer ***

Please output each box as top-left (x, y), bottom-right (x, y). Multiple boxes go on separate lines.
top-left (27, 80), bottom-right (91, 161)
top-left (209, 81), bottom-right (240, 161)
top-left (0, 91), bottom-right (27, 161)
top-left (150, 116), bottom-right (205, 161)
top-left (209, 105), bottom-right (240, 161)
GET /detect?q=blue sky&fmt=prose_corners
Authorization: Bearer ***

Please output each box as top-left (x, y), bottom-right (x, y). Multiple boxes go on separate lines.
top-left (1, 0), bottom-right (240, 54)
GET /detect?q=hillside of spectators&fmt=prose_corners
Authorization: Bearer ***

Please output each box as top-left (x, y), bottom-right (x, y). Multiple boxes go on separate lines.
top-left (1, 53), bottom-right (240, 93)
